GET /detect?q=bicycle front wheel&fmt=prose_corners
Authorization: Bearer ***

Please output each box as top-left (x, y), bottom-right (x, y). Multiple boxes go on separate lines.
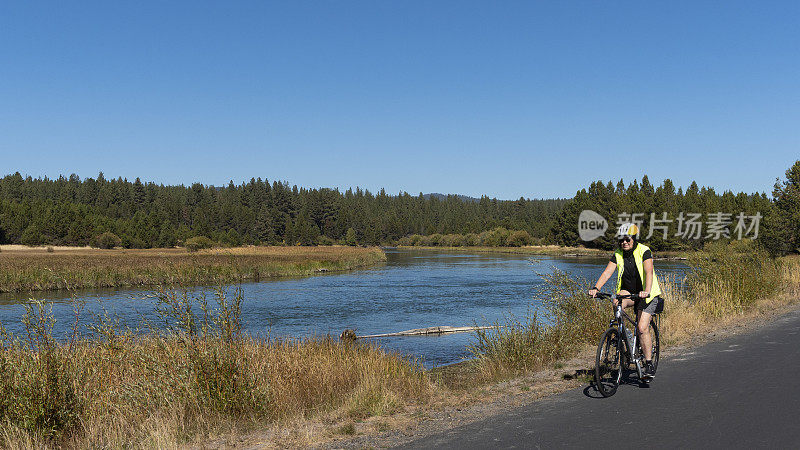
top-left (595, 327), bottom-right (622, 397)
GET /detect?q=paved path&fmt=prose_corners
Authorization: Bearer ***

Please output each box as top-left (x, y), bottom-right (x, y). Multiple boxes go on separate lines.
top-left (401, 307), bottom-right (800, 449)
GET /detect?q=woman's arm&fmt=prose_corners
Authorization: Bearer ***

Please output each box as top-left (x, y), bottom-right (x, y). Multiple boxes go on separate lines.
top-left (641, 258), bottom-right (654, 298)
top-left (589, 261), bottom-right (617, 297)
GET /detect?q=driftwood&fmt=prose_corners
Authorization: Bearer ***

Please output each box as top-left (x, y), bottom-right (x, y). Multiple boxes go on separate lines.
top-left (341, 325), bottom-right (499, 341)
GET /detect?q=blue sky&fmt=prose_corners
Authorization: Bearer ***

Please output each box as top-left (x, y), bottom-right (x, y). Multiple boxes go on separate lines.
top-left (1, 1), bottom-right (798, 199)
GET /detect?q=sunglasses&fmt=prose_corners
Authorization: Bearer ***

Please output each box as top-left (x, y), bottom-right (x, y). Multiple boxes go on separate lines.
top-left (618, 237), bottom-right (633, 244)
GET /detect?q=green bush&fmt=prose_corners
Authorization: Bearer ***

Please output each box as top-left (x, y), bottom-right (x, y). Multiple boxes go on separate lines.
top-left (482, 227), bottom-right (511, 247)
top-left (185, 236), bottom-right (214, 252)
top-left (91, 232), bottom-right (122, 249)
top-left (122, 235), bottom-right (148, 249)
top-left (345, 228), bottom-right (358, 246)
top-left (0, 301), bottom-right (85, 437)
top-left (20, 225), bottom-right (43, 246)
top-left (316, 235), bottom-right (336, 246)
top-left (506, 230), bottom-right (532, 247)
top-left (440, 234), bottom-right (465, 247)
top-left (427, 234), bottom-right (443, 246)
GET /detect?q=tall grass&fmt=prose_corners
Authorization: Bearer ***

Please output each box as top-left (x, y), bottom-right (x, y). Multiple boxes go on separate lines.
top-left (685, 240), bottom-right (782, 315)
top-left (0, 288), bottom-right (433, 448)
top-left (0, 246), bottom-right (386, 293)
top-left (470, 270), bottom-right (607, 380)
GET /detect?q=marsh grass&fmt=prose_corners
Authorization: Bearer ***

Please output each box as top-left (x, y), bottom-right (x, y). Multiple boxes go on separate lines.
top-left (0, 246), bottom-right (386, 293)
top-left (0, 287), bottom-right (433, 448)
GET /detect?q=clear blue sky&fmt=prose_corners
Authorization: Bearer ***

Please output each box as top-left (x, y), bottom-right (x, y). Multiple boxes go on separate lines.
top-left (1, 1), bottom-right (798, 199)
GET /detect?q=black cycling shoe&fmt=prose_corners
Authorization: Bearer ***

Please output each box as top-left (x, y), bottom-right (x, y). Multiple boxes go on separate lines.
top-left (642, 362), bottom-right (656, 380)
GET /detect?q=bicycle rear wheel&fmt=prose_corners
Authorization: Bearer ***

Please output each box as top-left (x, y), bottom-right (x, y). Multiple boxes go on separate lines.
top-left (595, 327), bottom-right (622, 397)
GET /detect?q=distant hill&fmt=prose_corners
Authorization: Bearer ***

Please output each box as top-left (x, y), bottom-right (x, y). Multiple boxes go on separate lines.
top-left (423, 193), bottom-right (481, 202)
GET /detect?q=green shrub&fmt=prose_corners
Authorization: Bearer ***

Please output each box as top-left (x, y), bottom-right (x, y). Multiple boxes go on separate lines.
top-left (506, 230), bottom-right (532, 247)
top-left (482, 227), bottom-right (511, 247)
top-left (91, 232), bottom-right (122, 249)
top-left (427, 234), bottom-right (443, 246)
top-left (121, 235), bottom-right (148, 249)
top-left (345, 228), bottom-right (358, 246)
top-left (463, 233), bottom-right (479, 246)
top-left (20, 225), bottom-right (43, 246)
top-left (441, 234), bottom-right (465, 247)
top-left (185, 236), bottom-right (214, 252)
top-left (316, 235), bottom-right (336, 246)
top-left (0, 301), bottom-right (85, 437)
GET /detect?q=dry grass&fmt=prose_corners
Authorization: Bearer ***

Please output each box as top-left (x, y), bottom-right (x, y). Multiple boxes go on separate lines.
top-left (0, 246), bottom-right (386, 293)
top-left (0, 288), bottom-right (435, 449)
top-left (662, 253), bottom-right (800, 347)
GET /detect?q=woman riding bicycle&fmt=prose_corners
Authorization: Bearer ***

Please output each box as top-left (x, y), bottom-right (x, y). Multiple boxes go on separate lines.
top-left (589, 222), bottom-right (664, 379)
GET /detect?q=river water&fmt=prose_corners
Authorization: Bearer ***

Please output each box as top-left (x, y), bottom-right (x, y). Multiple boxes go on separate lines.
top-left (0, 249), bottom-right (688, 367)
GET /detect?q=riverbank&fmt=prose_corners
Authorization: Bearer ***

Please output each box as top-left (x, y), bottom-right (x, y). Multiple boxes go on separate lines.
top-left (398, 244), bottom-right (691, 259)
top-left (0, 245), bottom-right (386, 293)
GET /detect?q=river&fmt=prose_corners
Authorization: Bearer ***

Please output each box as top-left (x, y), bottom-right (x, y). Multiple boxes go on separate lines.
top-left (0, 249), bottom-right (688, 367)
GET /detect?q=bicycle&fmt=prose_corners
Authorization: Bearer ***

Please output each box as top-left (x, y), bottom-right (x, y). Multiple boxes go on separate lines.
top-left (591, 291), bottom-right (660, 397)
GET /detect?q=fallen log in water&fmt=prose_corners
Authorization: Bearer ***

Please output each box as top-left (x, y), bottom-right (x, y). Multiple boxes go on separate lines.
top-left (340, 325), bottom-right (500, 341)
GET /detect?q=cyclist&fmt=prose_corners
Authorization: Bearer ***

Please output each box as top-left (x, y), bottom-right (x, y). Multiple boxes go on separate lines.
top-left (589, 222), bottom-right (664, 380)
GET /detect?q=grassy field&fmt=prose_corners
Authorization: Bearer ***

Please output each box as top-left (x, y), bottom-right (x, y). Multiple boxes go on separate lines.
top-left (1, 241), bottom-right (799, 448)
top-left (0, 246), bottom-right (386, 293)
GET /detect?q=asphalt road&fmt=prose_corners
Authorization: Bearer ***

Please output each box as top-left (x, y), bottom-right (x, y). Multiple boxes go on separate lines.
top-left (400, 306), bottom-right (800, 449)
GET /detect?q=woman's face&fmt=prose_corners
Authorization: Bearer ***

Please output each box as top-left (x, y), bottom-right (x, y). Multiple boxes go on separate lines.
top-left (618, 236), bottom-right (634, 251)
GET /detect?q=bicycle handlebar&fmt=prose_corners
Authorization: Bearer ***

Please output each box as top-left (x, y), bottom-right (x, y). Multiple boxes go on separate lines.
top-left (589, 291), bottom-right (637, 300)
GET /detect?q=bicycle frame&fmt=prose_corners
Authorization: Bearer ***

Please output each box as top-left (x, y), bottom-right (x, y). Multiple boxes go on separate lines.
top-left (604, 294), bottom-right (646, 379)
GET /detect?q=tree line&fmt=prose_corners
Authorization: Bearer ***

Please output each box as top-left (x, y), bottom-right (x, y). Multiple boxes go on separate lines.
top-left (552, 161), bottom-right (799, 254)
top-left (0, 160), bottom-right (797, 254)
top-left (0, 172), bottom-right (564, 248)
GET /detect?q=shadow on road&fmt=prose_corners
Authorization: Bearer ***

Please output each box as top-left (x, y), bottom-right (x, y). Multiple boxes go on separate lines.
top-left (583, 384), bottom-right (604, 398)
top-left (583, 369), bottom-right (651, 399)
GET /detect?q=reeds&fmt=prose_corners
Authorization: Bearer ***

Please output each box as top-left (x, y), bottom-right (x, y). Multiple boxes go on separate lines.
top-left (0, 246), bottom-right (386, 293)
top-left (0, 287), bottom-right (433, 448)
